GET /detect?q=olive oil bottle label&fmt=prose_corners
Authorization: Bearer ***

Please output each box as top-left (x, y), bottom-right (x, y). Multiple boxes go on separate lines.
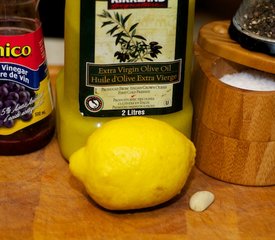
top-left (79, 0), bottom-right (189, 117)
top-left (0, 27), bottom-right (54, 135)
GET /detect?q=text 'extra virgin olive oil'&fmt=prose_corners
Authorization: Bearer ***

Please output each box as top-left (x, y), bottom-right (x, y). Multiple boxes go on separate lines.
top-left (56, 0), bottom-right (195, 159)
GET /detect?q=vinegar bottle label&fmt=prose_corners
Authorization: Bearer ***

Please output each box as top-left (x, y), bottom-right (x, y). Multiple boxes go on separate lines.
top-left (0, 26), bottom-right (54, 135)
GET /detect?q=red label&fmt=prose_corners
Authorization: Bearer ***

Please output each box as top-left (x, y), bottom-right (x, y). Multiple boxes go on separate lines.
top-left (0, 25), bottom-right (45, 70)
top-left (108, 0), bottom-right (168, 9)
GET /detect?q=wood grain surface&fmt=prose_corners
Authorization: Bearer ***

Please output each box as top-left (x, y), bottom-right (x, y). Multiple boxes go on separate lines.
top-left (0, 67), bottom-right (275, 239)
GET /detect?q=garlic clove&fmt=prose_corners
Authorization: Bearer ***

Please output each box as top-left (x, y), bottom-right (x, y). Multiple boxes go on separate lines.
top-left (189, 191), bottom-right (215, 212)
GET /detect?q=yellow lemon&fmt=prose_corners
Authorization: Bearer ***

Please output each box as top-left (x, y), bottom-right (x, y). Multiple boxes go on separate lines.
top-left (69, 117), bottom-right (196, 210)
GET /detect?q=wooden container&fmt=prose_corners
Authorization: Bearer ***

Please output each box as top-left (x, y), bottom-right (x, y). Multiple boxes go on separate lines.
top-left (191, 21), bottom-right (275, 186)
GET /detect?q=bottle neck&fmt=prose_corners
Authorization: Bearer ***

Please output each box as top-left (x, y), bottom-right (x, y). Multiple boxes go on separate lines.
top-left (0, 0), bottom-right (39, 18)
top-left (0, 0), bottom-right (40, 35)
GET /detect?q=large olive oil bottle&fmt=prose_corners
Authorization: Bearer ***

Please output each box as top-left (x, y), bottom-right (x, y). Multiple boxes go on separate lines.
top-left (56, 0), bottom-right (196, 159)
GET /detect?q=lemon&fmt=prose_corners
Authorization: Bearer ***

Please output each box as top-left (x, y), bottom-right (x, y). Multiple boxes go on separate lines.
top-left (69, 117), bottom-right (196, 210)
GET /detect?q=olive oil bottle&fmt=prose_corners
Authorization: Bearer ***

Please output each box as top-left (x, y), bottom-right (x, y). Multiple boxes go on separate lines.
top-left (56, 0), bottom-right (196, 159)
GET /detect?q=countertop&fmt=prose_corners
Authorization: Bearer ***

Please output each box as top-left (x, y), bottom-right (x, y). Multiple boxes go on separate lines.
top-left (0, 66), bottom-right (275, 240)
top-left (2, 3), bottom-right (275, 238)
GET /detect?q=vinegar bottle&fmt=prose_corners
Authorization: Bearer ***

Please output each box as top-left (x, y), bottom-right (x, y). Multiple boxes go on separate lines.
top-left (0, 0), bottom-right (55, 155)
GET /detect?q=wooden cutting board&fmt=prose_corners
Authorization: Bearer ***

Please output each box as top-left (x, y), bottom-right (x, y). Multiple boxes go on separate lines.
top-left (0, 66), bottom-right (275, 240)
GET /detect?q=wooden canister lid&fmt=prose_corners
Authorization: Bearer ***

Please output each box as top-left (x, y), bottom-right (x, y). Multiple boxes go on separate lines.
top-left (198, 21), bottom-right (275, 74)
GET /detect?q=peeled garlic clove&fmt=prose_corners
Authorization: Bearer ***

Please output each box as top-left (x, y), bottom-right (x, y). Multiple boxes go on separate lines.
top-left (189, 191), bottom-right (215, 212)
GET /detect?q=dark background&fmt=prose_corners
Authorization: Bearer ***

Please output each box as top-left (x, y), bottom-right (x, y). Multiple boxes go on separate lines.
top-left (38, 0), bottom-right (241, 38)
top-left (38, 0), bottom-right (65, 38)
